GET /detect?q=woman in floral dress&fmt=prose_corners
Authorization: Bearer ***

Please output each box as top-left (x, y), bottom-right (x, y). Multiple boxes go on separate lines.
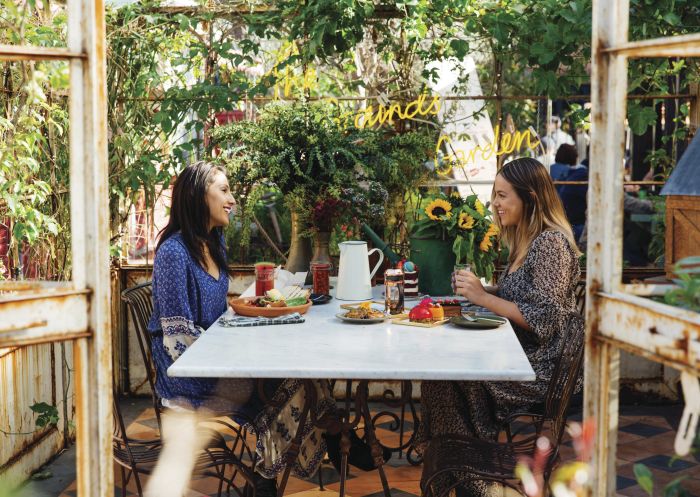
top-left (417, 157), bottom-right (583, 497)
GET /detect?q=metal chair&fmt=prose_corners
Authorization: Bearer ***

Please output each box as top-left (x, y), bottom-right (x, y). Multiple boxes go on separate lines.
top-left (121, 282), bottom-right (162, 427)
top-left (574, 280), bottom-right (586, 315)
top-left (120, 282), bottom-right (259, 494)
top-left (113, 388), bottom-right (256, 497)
top-left (421, 312), bottom-right (586, 497)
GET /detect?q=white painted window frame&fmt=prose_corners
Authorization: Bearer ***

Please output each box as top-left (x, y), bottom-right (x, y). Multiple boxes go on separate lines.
top-left (0, 0), bottom-right (112, 494)
top-left (587, 2), bottom-right (700, 495)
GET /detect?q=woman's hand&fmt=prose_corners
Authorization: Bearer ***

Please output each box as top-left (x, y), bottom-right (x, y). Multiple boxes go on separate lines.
top-left (454, 270), bottom-right (488, 305)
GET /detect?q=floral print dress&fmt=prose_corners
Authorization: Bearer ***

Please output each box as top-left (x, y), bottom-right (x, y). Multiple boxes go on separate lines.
top-left (417, 230), bottom-right (581, 497)
top-left (148, 233), bottom-right (333, 478)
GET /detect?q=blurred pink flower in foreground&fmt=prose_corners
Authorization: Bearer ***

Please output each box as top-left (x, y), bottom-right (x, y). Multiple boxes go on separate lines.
top-left (515, 418), bottom-right (596, 497)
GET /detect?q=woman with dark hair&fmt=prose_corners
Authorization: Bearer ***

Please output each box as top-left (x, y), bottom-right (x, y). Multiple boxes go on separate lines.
top-left (417, 158), bottom-right (583, 497)
top-left (148, 161), bottom-right (380, 497)
top-left (549, 143), bottom-right (579, 184)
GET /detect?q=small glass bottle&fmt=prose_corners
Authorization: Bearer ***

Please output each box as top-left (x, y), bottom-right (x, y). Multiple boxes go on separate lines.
top-left (384, 269), bottom-right (405, 315)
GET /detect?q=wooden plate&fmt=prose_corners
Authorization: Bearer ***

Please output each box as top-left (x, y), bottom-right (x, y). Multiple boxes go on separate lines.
top-left (391, 318), bottom-right (450, 328)
top-left (229, 297), bottom-right (312, 318)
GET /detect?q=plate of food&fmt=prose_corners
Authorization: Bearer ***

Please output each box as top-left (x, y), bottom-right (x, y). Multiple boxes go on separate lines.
top-left (449, 314), bottom-right (506, 329)
top-left (230, 286), bottom-right (312, 317)
top-left (336, 302), bottom-right (389, 324)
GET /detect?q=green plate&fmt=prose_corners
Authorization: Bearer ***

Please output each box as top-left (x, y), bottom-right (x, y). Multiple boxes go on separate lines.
top-left (449, 315), bottom-right (506, 329)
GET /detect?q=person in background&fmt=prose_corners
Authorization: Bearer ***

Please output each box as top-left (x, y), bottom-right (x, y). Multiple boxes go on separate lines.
top-left (549, 143), bottom-right (579, 185)
top-left (416, 158), bottom-right (583, 497)
top-left (553, 144), bottom-right (588, 242)
top-left (541, 116), bottom-right (575, 159)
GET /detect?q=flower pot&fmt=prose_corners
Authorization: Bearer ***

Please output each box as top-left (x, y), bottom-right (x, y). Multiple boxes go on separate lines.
top-left (285, 211), bottom-right (312, 274)
top-left (409, 235), bottom-right (456, 296)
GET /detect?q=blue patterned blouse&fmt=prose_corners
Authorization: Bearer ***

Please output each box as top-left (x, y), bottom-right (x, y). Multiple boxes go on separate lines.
top-left (147, 232), bottom-right (229, 407)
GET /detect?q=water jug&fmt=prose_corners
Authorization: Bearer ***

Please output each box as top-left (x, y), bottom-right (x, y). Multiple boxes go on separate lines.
top-left (336, 241), bottom-right (384, 300)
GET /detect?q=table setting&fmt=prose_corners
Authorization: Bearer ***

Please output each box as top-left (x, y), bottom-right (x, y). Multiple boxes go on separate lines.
top-left (169, 245), bottom-right (535, 497)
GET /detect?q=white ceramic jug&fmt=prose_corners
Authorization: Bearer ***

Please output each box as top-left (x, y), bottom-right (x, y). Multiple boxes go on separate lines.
top-left (336, 241), bottom-right (384, 300)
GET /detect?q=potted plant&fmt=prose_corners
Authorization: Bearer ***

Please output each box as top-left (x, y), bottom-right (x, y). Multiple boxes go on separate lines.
top-left (211, 101), bottom-right (362, 272)
top-left (409, 191), bottom-right (500, 295)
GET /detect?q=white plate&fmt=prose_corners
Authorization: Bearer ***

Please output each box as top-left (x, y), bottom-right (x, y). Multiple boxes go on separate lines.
top-left (335, 312), bottom-right (389, 324)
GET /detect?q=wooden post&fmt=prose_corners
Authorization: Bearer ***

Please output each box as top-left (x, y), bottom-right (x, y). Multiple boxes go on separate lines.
top-left (67, 0), bottom-right (113, 494)
top-left (586, 0), bottom-right (629, 495)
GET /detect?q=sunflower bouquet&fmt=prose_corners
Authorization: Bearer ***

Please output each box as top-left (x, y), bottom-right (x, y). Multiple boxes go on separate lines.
top-left (411, 192), bottom-right (500, 280)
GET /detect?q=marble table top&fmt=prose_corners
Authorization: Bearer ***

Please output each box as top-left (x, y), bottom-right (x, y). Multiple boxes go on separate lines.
top-left (168, 287), bottom-right (535, 381)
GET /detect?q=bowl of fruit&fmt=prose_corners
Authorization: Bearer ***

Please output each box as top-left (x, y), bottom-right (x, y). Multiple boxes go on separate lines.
top-left (229, 287), bottom-right (312, 317)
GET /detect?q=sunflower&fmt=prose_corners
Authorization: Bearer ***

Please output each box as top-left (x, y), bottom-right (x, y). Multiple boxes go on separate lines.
top-left (458, 212), bottom-right (475, 230)
top-left (425, 199), bottom-right (453, 221)
top-left (479, 223), bottom-right (499, 252)
top-left (475, 199), bottom-right (485, 216)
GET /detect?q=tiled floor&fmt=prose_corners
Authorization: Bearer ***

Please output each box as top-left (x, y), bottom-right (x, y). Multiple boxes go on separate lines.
top-left (16, 398), bottom-right (700, 497)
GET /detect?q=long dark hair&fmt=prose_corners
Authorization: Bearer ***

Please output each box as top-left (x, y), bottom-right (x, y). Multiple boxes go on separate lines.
top-left (157, 161), bottom-right (229, 276)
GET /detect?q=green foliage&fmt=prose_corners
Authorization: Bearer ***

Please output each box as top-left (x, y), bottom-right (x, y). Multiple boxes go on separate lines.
top-left (634, 463), bottom-right (655, 496)
top-left (105, 0), bottom-right (267, 247)
top-left (411, 192), bottom-right (499, 280)
top-left (246, 0), bottom-right (373, 62)
top-left (635, 462), bottom-right (691, 497)
top-left (29, 401), bottom-right (60, 428)
top-left (0, 2), bottom-right (70, 278)
top-left (357, 127), bottom-right (439, 199)
top-left (664, 257), bottom-right (700, 312)
top-left (212, 101), bottom-right (362, 225)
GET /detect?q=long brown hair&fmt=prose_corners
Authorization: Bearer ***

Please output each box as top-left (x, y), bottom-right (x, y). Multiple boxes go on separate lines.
top-left (156, 161), bottom-right (229, 276)
top-left (493, 157), bottom-right (580, 267)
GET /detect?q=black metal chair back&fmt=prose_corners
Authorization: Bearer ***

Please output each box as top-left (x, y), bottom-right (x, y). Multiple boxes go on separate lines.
top-left (421, 311), bottom-right (586, 497)
top-left (543, 311), bottom-right (586, 446)
top-left (574, 279), bottom-right (586, 314)
top-left (121, 282), bottom-right (162, 429)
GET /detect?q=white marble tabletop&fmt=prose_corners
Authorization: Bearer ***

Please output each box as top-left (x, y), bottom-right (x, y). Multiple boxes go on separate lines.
top-left (168, 284), bottom-right (535, 382)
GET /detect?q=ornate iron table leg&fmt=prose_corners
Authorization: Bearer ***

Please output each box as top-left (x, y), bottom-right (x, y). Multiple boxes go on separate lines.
top-left (368, 380), bottom-right (423, 465)
top-left (357, 380), bottom-right (392, 497)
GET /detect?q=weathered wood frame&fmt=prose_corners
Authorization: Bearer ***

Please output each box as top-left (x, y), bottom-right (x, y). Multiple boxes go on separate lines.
top-left (0, 0), bottom-right (112, 495)
top-left (587, 1), bottom-right (700, 495)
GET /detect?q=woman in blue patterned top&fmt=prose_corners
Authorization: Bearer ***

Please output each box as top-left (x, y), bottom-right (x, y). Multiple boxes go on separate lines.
top-left (148, 161), bottom-right (382, 497)
top-left (147, 161), bottom-right (253, 412)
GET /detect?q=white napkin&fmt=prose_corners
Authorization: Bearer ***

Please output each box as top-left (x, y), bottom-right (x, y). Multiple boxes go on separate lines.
top-left (240, 266), bottom-right (308, 297)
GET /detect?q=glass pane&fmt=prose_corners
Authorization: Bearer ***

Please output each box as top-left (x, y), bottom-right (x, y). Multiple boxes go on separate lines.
top-left (0, 1), bottom-right (67, 48)
top-left (1, 58), bottom-right (71, 282)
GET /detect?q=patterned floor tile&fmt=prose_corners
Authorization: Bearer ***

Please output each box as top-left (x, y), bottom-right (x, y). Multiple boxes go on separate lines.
top-left (619, 422), bottom-right (671, 437)
top-left (617, 475), bottom-right (637, 490)
top-left (28, 399), bottom-right (700, 497)
top-left (635, 455), bottom-right (696, 473)
top-left (362, 488), bottom-right (420, 497)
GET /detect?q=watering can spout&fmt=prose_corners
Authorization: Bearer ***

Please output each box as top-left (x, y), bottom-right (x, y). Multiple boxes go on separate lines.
top-left (361, 224), bottom-right (401, 266)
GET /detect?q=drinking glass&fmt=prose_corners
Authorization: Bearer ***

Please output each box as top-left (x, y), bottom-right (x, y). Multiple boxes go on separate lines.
top-left (254, 262), bottom-right (275, 296)
top-left (452, 263), bottom-right (472, 295)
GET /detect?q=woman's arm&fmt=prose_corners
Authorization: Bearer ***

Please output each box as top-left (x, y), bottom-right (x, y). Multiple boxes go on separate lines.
top-left (454, 271), bottom-right (530, 330)
top-left (477, 293), bottom-right (530, 330)
top-left (153, 242), bottom-right (203, 361)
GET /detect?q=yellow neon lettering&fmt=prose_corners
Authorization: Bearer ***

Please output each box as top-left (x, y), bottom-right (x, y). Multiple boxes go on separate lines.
top-left (403, 96), bottom-right (422, 119)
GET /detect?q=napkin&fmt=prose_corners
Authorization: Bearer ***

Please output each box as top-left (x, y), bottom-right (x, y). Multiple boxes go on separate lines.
top-left (241, 267), bottom-right (308, 298)
top-left (218, 312), bottom-right (305, 327)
